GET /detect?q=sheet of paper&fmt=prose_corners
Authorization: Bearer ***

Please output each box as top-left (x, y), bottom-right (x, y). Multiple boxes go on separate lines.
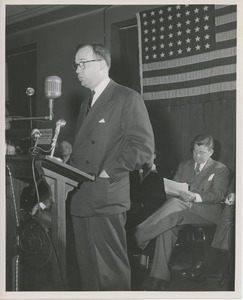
top-left (164, 178), bottom-right (188, 196)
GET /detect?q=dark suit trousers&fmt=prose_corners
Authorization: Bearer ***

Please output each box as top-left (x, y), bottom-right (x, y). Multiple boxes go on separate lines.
top-left (134, 198), bottom-right (218, 281)
top-left (72, 213), bottom-right (131, 291)
top-left (211, 204), bottom-right (235, 251)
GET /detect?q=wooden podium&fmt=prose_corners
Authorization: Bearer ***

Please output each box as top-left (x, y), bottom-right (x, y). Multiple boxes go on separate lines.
top-left (6, 155), bottom-right (95, 290)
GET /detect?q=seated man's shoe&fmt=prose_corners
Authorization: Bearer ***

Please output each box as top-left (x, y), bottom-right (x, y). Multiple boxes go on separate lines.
top-left (143, 276), bottom-right (169, 291)
top-left (181, 260), bottom-right (207, 282)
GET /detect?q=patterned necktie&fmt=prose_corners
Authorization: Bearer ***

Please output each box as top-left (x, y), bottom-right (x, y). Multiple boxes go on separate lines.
top-left (86, 90), bottom-right (95, 115)
top-left (195, 163), bottom-right (201, 174)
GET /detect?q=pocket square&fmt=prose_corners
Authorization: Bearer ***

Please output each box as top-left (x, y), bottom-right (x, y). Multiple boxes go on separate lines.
top-left (208, 173), bottom-right (215, 181)
top-left (99, 118), bottom-right (105, 123)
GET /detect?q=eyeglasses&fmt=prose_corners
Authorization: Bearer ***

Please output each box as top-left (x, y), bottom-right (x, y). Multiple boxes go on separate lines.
top-left (72, 59), bottom-right (102, 71)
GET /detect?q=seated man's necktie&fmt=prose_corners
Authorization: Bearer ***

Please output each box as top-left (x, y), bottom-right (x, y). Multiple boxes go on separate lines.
top-left (195, 163), bottom-right (201, 174)
top-left (86, 90), bottom-right (95, 115)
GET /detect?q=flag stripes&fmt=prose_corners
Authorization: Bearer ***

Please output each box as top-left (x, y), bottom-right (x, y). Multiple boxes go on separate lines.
top-left (137, 5), bottom-right (237, 102)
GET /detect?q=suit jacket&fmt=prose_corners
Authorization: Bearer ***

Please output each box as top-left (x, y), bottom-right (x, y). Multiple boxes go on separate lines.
top-left (70, 80), bottom-right (154, 217)
top-left (172, 157), bottom-right (229, 223)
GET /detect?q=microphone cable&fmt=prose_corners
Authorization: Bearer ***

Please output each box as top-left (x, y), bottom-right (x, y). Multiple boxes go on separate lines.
top-left (18, 156), bottom-right (67, 289)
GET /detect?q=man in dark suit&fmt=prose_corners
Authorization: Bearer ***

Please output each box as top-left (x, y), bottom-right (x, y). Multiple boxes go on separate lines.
top-left (70, 42), bottom-right (154, 291)
top-left (181, 186), bottom-right (235, 287)
top-left (134, 134), bottom-right (229, 290)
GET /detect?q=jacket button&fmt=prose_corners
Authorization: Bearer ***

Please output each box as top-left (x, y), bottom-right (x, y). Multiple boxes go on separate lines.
top-left (91, 140), bottom-right (95, 144)
top-left (85, 160), bottom-right (89, 164)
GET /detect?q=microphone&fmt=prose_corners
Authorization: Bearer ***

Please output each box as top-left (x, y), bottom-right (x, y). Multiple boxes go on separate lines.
top-left (31, 128), bottom-right (42, 148)
top-left (44, 76), bottom-right (62, 121)
top-left (26, 87), bottom-right (35, 96)
top-left (49, 119), bottom-right (66, 158)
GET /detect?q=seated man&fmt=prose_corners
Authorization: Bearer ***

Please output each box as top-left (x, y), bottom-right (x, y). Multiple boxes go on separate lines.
top-left (181, 189), bottom-right (235, 286)
top-left (58, 140), bottom-right (73, 164)
top-left (127, 151), bottom-right (166, 230)
top-left (134, 134), bottom-right (229, 290)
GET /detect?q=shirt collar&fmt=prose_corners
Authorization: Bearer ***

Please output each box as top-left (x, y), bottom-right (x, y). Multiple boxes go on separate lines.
top-left (195, 161), bottom-right (207, 171)
top-left (92, 77), bottom-right (110, 105)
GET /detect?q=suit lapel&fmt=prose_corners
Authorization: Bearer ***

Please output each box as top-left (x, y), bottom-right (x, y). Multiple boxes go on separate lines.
top-left (73, 80), bottom-right (116, 153)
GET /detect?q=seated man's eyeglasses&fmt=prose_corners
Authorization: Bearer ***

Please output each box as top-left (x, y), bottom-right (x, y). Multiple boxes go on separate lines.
top-left (72, 59), bottom-right (102, 71)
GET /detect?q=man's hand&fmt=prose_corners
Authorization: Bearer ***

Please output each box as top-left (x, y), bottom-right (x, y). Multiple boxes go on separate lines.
top-left (31, 202), bottom-right (46, 215)
top-left (179, 191), bottom-right (196, 202)
top-left (225, 193), bottom-right (235, 205)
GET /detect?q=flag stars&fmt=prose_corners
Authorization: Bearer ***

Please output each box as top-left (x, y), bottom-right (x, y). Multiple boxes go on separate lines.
top-left (140, 5), bottom-right (215, 61)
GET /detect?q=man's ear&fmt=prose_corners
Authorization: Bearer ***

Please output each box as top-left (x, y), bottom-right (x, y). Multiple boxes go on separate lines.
top-left (209, 149), bottom-right (214, 157)
top-left (100, 60), bottom-right (107, 70)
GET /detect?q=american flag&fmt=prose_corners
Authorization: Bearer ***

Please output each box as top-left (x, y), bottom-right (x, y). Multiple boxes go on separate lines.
top-left (137, 5), bottom-right (236, 102)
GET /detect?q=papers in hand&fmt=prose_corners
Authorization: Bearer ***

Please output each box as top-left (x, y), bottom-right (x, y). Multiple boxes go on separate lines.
top-left (164, 178), bottom-right (188, 196)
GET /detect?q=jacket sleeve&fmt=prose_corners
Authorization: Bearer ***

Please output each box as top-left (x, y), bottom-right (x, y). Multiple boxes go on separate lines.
top-left (105, 91), bottom-right (155, 182)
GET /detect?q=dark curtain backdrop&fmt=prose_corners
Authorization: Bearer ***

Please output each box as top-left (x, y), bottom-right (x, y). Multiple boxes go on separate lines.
top-left (111, 20), bottom-right (236, 178)
top-left (6, 45), bottom-right (37, 130)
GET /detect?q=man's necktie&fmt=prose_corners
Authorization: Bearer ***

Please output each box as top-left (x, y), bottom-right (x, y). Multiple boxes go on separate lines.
top-left (195, 163), bottom-right (201, 174)
top-left (86, 90), bottom-right (95, 115)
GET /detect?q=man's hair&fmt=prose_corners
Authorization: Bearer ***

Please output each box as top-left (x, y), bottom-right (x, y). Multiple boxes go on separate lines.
top-left (76, 42), bottom-right (111, 69)
top-left (193, 134), bottom-right (214, 150)
top-left (60, 140), bottom-right (72, 150)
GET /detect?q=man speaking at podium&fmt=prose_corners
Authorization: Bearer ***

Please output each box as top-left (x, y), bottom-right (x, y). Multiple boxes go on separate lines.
top-left (70, 42), bottom-right (154, 291)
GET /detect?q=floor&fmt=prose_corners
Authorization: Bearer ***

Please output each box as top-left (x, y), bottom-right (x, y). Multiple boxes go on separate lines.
top-left (17, 227), bottom-right (235, 292)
